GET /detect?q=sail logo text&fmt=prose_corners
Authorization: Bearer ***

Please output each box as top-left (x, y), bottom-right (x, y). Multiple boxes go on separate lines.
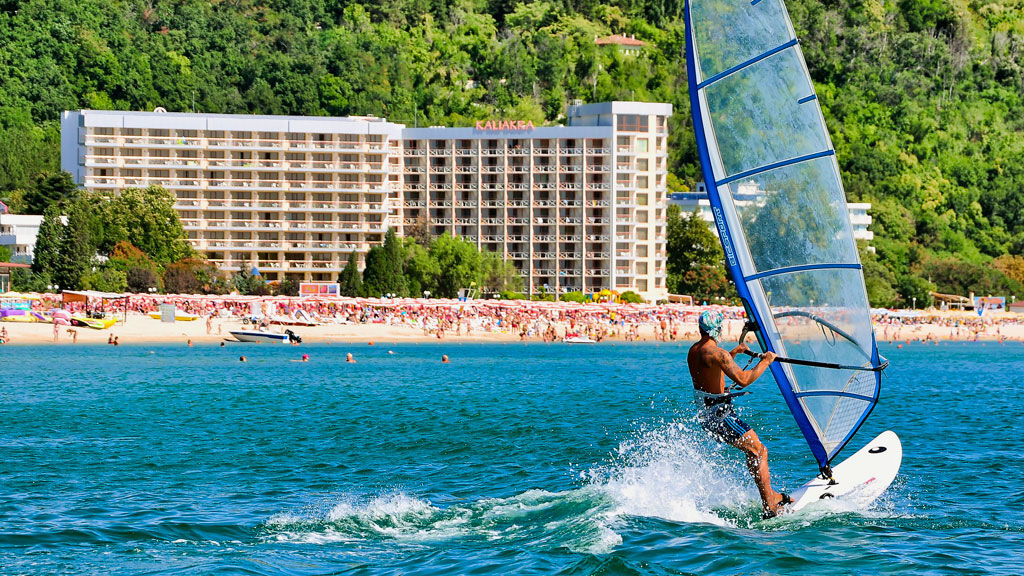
top-left (712, 206), bottom-right (737, 267)
top-left (474, 120), bottom-right (536, 131)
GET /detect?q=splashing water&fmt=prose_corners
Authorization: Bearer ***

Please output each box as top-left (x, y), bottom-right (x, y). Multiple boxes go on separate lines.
top-left (261, 418), bottom-right (764, 554)
top-left (584, 418), bottom-right (759, 527)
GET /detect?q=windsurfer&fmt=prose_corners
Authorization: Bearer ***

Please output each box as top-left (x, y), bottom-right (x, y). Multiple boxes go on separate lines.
top-left (688, 310), bottom-right (791, 518)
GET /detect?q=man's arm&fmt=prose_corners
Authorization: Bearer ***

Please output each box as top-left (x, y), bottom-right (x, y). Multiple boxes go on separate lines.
top-left (713, 347), bottom-right (776, 387)
top-left (729, 343), bottom-right (749, 359)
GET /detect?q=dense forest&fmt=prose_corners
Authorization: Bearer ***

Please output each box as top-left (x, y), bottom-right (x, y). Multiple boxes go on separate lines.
top-left (1, 0), bottom-right (1023, 305)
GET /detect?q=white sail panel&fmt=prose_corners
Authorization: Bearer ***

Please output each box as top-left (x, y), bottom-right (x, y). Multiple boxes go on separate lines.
top-left (686, 0), bottom-right (883, 466)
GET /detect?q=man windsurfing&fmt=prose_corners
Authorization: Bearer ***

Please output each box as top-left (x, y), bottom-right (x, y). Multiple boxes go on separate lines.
top-left (688, 310), bottom-right (791, 518)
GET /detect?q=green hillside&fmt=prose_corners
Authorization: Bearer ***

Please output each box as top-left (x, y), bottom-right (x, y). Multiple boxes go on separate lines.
top-left (1, 0), bottom-right (1022, 305)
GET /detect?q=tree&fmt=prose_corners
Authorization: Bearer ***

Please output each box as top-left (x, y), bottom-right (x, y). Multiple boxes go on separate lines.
top-left (993, 254), bottom-right (1024, 287)
top-left (274, 278), bottom-right (298, 296)
top-left (405, 216), bottom-right (434, 247)
top-left (100, 186), bottom-right (192, 265)
top-left (163, 258), bottom-right (223, 294)
top-left (430, 233), bottom-right (483, 298)
top-left (381, 227), bottom-right (409, 296)
top-left (665, 204), bottom-right (734, 301)
top-left (480, 250), bottom-right (522, 293)
top-left (126, 266), bottom-right (160, 293)
top-left (32, 205), bottom-right (63, 277)
top-left (619, 290), bottom-right (644, 304)
top-left (23, 172), bottom-right (76, 214)
top-left (54, 199), bottom-right (98, 290)
top-left (231, 266), bottom-right (270, 295)
top-left (362, 228), bottom-right (408, 297)
top-left (403, 239), bottom-right (438, 297)
top-left (361, 246), bottom-right (389, 297)
top-left (82, 268), bottom-right (127, 293)
top-left (338, 251), bottom-right (363, 297)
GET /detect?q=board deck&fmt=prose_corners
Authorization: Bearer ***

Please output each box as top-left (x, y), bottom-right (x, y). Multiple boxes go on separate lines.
top-left (787, 430), bottom-right (902, 513)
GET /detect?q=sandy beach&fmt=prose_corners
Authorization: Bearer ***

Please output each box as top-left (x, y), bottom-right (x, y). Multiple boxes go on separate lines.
top-left (1, 304), bottom-right (1021, 346)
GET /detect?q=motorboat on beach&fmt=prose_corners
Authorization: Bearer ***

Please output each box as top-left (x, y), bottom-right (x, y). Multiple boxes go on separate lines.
top-left (71, 314), bottom-right (118, 330)
top-left (563, 333), bottom-right (596, 344)
top-left (228, 328), bottom-right (302, 344)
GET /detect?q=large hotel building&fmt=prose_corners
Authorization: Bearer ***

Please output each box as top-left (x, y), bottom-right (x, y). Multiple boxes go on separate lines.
top-left (61, 101), bottom-right (672, 300)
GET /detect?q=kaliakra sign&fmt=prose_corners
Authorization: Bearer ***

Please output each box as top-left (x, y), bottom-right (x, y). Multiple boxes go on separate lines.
top-left (474, 120), bottom-right (536, 131)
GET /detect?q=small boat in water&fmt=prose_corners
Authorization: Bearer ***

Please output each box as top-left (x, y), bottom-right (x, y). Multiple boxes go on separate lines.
top-left (228, 328), bottom-right (301, 344)
top-left (563, 333), bottom-right (596, 344)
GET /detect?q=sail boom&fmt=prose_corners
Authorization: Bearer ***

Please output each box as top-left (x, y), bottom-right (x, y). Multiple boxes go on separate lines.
top-left (795, 391), bottom-right (876, 402)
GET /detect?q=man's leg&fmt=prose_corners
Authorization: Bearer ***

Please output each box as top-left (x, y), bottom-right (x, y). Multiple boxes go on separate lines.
top-left (731, 429), bottom-right (784, 514)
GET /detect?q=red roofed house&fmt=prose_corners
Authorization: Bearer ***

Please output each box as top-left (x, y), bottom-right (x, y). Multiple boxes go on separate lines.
top-left (595, 34), bottom-right (647, 56)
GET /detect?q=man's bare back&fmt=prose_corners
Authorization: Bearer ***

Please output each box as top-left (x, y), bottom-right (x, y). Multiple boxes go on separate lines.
top-left (689, 310), bottom-right (787, 517)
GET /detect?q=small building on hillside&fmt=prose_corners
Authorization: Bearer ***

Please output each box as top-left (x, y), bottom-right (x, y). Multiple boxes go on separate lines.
top-left (596, 34), bottom-right (647, 56)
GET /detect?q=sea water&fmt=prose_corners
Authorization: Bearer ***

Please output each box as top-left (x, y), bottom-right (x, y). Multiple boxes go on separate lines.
top-left (0, 341), bottom-right (1020, 575)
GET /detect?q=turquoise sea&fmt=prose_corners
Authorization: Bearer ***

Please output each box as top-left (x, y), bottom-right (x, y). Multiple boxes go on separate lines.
top-left (1, 341), bottom-right (1020, 575)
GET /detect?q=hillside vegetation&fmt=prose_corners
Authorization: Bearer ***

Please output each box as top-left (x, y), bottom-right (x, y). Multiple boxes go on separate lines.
top-left (1, 0), bottom-right (1022, 305)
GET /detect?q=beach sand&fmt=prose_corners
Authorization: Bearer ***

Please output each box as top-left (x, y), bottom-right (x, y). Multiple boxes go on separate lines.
top-left (2, 311), bottom-right (1020, 347)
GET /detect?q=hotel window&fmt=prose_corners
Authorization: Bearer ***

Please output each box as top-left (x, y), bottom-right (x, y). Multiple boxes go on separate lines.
top-left (616, 114), bottom-right (649, 132)
top-left (636, 139), bottom-right (649, 153)
top-left (637, 158), bottom-right (649, 171)
top-left (637, 176), bottom-right (649, 189)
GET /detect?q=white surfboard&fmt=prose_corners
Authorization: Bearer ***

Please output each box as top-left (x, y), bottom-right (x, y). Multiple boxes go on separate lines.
top-left (788, 430), bottom-right (902, 512)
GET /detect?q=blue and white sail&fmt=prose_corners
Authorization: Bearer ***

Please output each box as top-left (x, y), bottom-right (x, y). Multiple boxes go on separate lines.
top-left (684, 0), bottom-right (884, 470)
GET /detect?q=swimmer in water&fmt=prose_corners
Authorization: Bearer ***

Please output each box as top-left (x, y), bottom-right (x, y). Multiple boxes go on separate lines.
top-left (346, 353), bottom-right (356, 363)
top-left (441, 354), bottom-right (450, 363)
top-left (239, 355), bottom-right (247, 362)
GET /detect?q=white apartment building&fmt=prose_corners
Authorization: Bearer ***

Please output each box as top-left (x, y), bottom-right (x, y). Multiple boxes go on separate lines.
top-left (61, 101), bottom-right (672, 300)
top-left (0, 213), bottom-right (45, 261)
top-left (669, 182), bottom-right (874, 243)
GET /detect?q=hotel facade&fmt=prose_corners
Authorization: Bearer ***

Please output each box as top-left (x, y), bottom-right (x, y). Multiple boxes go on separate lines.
top-left (61, 101), bottom-right (672, 300)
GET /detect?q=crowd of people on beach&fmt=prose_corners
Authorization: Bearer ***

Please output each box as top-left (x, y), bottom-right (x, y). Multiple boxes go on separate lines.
top-left (6, 291), bottom-right (1022, 345)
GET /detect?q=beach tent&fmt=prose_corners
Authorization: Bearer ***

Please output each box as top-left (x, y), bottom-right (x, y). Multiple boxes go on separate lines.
top-left (61, 290), bottom-right (130, 323)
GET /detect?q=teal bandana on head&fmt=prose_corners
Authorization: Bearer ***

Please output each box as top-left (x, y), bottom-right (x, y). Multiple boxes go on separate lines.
top-left (698, 310), bottom-right (724, 340)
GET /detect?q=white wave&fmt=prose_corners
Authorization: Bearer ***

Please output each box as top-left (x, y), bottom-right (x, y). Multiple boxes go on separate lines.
top-left (264, 488), bottom-right (618, 553)
top-left (326, 493), bottom-right (437, 525)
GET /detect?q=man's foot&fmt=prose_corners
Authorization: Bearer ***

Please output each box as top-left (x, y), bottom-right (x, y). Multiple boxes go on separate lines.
top-left (761, 492), bottom-right (792, 519)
